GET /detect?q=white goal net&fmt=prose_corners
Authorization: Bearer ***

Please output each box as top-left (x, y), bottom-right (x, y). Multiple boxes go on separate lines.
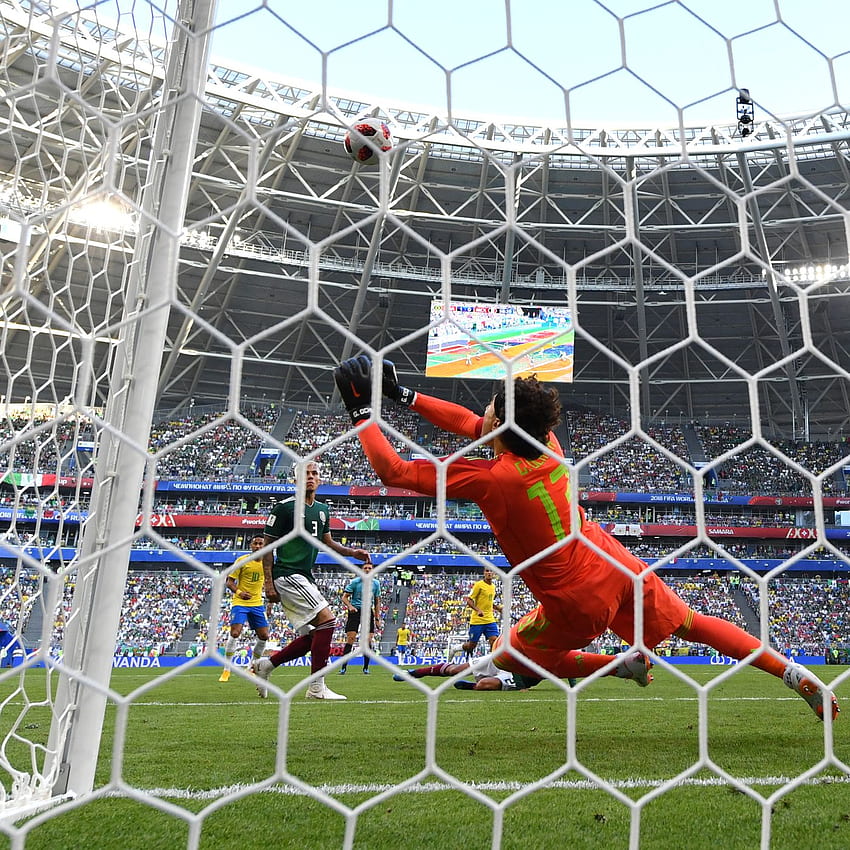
top-left (0, 0), bottom-right (848, 846)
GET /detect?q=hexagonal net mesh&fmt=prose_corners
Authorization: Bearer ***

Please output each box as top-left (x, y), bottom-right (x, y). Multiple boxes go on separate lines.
top-left (0, 0), bottom-right (847, 843)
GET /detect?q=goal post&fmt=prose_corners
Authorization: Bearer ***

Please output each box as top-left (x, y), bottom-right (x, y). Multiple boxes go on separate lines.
top-left (40, 0), bottom-right (219, 803)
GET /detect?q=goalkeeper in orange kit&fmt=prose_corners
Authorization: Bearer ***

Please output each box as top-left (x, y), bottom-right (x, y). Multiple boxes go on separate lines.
top-left (334, 355), bottom-right (839, 721)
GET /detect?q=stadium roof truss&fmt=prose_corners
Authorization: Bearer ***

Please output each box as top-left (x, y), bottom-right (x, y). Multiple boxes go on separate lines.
top-left (1, 0), bottom-right (849, 437)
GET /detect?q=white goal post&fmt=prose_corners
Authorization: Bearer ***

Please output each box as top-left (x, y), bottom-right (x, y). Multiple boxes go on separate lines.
top-left (42, 0), bottom-right (219, 801)
top-left (0, 0), bottom-right (218, 811)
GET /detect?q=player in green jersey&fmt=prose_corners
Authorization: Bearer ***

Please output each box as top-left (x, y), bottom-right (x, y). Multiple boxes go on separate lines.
top-left (252, 460), bottom-right (371, 700)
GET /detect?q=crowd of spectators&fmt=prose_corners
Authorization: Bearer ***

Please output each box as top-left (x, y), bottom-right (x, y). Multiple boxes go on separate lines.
top-left (0, 568), bottom-right (43, 638)
top-left (2, 406), bottom-right (847, 496)
top-left (0, 567), bottom-right (212, 657)
top-left (282, 411), bottom-right (375, 485)
top-left (697, 425), bottom-right (845, 495)
top-left (111, 571), bottom-right (212, 655)
top-left (279, 405), bottom-right (488, 486)
top-left (148, 404), bottom-right (280, 479)
top-left (566, 412), bottom-right (692, 492)
top-left (0, 414), bottom-right (90, 476)
top-left (146, 495), bottom-right (479, 521)
top-left (0, 565), bottom-right (846, 660)
top-left (630, 540), bottom-right (850, 564)
top-left (5, 524), bottom-right (847, 569)
top-left (150, 498), bottom-right (255, 515)
top-left (585, 504), bottom-right (799, 527)
top-left (738, 575), bottom-right (850, 657)
top-left (2, 489), bottom-right (818, 530)
top-left (0, 492), bottom-right (86, 515)
top-left (47, 570), bottom-right (212, 657)
top-left (133, 534), bottom-right (239, 552)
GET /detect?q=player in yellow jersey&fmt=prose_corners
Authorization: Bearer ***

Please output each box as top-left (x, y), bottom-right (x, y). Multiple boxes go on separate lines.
top-left (219, 535), bottom-right (270, 682)
top-left (457, 567), bottom-right (501, 660)
top-left (394, 622), bottom-right (412, 659)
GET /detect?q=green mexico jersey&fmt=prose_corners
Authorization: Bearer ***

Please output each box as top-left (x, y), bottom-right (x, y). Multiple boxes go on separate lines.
top-left (264, 496), bottom-right (330, 581)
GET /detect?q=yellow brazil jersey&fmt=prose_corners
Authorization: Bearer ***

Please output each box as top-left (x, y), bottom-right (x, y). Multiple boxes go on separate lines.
top-left (228, 554), bottom-right (265, 608)
top-left (468, 580), bottom-right (497, 625)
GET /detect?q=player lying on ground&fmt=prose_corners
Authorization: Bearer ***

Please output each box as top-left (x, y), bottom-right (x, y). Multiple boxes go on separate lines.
top-left (395, 657), bottom-right (541, 691)
top-left (395, 612), bottom-right (653, 691)
top-left (333, 356), bottom-right (839, 721)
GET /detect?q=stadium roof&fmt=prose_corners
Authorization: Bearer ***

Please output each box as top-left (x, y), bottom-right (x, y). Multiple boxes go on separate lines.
top-left (1, 1), bottom-right (849, 438)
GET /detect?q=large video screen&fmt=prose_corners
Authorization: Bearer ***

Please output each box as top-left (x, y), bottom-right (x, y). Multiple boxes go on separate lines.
top-left (425, 301), bottom-right (574, 382)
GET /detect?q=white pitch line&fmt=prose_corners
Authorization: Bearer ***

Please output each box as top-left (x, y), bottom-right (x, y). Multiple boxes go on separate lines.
top-left (143, 773), bottom-right (850, 801)
top-left (91, 695), bottom-right (823, 708)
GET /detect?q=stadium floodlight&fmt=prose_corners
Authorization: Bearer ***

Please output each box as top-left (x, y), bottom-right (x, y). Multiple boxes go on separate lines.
top-left (72, 198), bottom-right (136, 232)
top-left (736, 88), bottom-right (754, 137)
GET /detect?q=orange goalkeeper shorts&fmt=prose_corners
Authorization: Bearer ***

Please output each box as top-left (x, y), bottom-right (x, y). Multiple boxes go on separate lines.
top-left (501, 521), bottom-right (691, 659)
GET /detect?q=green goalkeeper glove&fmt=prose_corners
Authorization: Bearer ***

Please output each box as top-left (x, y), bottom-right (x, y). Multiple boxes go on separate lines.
top-left (333, 355), bottom-right (372, 424)
top-left (382, 360), bottom-right (416, 407)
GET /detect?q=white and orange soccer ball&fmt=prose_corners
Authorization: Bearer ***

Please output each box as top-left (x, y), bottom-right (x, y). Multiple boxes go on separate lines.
top-left (343, 117), bottom-right (393, 163)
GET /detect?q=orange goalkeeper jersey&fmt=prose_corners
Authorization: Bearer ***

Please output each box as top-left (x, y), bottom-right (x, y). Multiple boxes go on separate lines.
top-left (359, 393), bottom-right (688, 648)
top-left (359, 394), bottom-right (591, 624)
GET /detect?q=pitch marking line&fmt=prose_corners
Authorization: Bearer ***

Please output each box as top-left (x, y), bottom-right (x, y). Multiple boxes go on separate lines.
top-left (97, 695), bottom-right (830, 707)
top-left (145, 773), bottom-right (850, 801)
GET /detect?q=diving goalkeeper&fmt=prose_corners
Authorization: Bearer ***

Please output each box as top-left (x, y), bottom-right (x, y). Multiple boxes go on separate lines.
top-left (333, 356), bottom-right (838, 721)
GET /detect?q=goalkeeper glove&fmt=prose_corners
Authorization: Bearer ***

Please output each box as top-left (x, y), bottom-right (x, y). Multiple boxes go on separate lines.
top-left (333, 355), bottom-right (373, 424)
top-left (382, 360), bottom-right (416, 407)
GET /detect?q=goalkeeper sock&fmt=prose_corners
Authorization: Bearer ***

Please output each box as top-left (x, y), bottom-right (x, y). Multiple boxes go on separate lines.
top-left (676, 612), bottom-right (787, 678)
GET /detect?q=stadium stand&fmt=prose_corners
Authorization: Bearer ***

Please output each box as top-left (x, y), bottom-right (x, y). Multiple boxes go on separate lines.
top-left (696, 424), bottom-right (846, 494)
top-left (2, 406), bottom-right (849, 663)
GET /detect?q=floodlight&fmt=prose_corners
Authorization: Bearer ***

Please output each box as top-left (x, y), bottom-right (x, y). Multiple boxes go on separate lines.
top-left (74, 198), bottom-right (135, 231)
top-left (735, 89), bottom-right (755, 138)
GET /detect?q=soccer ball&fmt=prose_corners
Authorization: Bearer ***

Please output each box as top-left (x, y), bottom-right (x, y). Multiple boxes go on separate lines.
top-left (344, 117), bottom-right (393, 163)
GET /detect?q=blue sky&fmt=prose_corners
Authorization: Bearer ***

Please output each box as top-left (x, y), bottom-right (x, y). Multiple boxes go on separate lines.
top-left (102, 0), bottom-right (850, 127)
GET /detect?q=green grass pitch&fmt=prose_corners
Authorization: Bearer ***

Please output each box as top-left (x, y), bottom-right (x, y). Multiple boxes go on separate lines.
top-left (0, 663), bottom-right (847, 849)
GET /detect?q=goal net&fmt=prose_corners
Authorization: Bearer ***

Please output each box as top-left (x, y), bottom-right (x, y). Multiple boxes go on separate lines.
top-left (0, 0), bottom-right (847, 845)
